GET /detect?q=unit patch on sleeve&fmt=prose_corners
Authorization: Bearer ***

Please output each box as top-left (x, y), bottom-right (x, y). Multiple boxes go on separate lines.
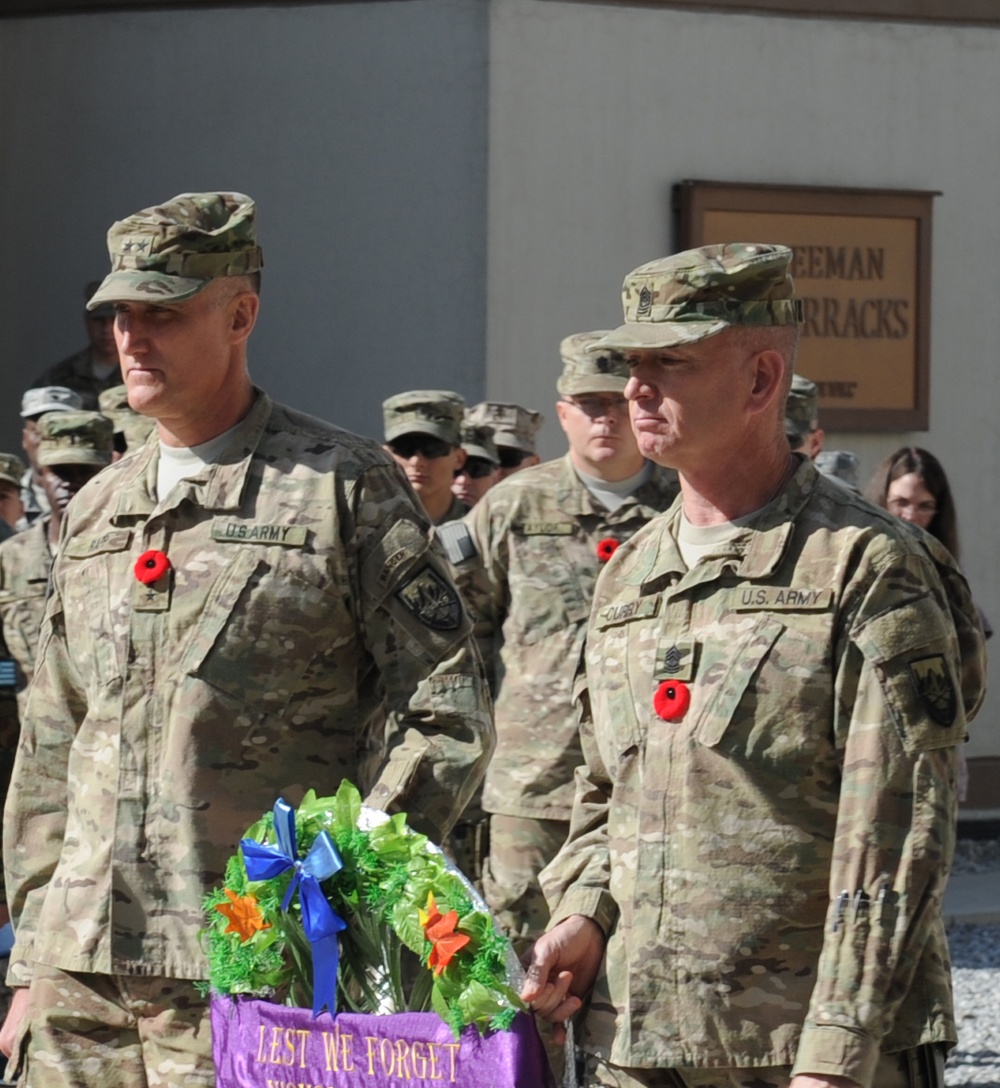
top-left (395, 566), bottom-right (462, 631)
top-left (908, 655), bottom-right (957, 727)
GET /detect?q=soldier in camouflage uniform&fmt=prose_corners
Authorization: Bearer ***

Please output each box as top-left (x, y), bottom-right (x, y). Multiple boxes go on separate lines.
top-left (383, 390), bottom-right (469, 524)
top-left (454, 335), bottom-right (677, 949)
top-left (522, 245), bottom-right (986, 1088)
top-left (98, 384), bottom-right (156, 458)
top-left (0, 413), bottom-right (112, 1024)
top-left (466, 401), bottom-right (544, 479)
top-left (0, 456), bottom-right (25, 540)
top-left (0, 412), bottom-right (113, 711)
top-left (1, 193), bottom-right (493, 1088)
top-left (29, 281), bottom-right (122, 409)
top-left (785, 374), bottom-right (859, 491)
top-left (17, 387), bottom-right (84, 530)
top-left (452, 419), bottom-right (500, 508)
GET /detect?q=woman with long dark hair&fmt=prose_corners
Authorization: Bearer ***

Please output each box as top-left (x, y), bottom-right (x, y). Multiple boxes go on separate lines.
top-left (865, 446), bottom-right (959, 558)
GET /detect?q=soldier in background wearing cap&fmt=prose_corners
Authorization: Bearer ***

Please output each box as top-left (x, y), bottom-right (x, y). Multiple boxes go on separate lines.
top-left (453, 332), bottom-right (678, 1077)
top-left (98, 384), bottom-right (156, 459)
top-left (785, 373), bottom-right (825, 459)
top-left (452, 420), bottom-right (500, 509)
top-left (29, 282), bottom-right (122, 410)
top-left (1, 193), bottom-right (492, 1087)
top-left (383, 390), bottom-right (470, 524)
top-left (0, 412), bottom-right (113, 707)
top-left (785, 374), bottom-right (860, 491)
top-left (523, 245), bottom-right (984, 1088)
top-left (0, 413), bottom-right (112, 1023)
top-left (466, 401), bottom-right (544, 480)
top-left (0, 457), bottom-right (25, 542)
top-left (17, 386), bottom-right (84, 529)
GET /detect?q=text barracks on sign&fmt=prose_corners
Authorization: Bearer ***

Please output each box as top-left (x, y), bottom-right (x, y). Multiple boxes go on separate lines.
top-left (791, 246), bottom-right (910, 341)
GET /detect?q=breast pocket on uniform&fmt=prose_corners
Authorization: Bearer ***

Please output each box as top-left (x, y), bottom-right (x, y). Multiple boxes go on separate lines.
top-left (692, 614), bottom-right (785, 748)
top-left (508, 525), bottom-right (589, 645)
top-left (183, 548), bottom-right (339, 714)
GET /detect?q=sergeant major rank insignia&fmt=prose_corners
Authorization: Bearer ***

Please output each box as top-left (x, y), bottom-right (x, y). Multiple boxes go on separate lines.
top-left (396, 566), bottom-right (462, 631)
top-left (636, 286), bottom-right (653, 318)
top-left (909, 655), bottom-right (957, 728)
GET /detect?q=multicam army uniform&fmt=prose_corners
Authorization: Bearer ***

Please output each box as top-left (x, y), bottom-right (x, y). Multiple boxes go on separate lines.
top-left (542, 459), bottom-right (985, 1086)
top-left (30, 349), bottom-right (122, 412)
top-left (5, 392), bottom-right (493, 990)
top-left (464, 455), bottom-right (678, 944)
top-left (0, 519), bottom-right (52, 712)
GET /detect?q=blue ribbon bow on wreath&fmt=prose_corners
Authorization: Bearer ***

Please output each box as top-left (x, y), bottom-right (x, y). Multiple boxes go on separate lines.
top-left (241, 798), bottom-right (346, 1015)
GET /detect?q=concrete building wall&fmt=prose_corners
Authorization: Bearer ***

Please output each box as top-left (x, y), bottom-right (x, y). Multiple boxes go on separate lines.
top-left (0, 0), bottom-right (489, 454)
top-left (486, 0), bottom-right (1000, 771)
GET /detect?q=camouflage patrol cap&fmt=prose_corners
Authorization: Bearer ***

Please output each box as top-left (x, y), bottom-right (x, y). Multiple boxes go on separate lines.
top-left (21, 386), bottom-right (83, 418)
top-left (557, 330), bottom-right (629, 396)
top-left (383, 390), bottom-right (465, 445)
top-left (785, 373), bottom-right (819, 442)
top-left (36, 411), bottom-right (114, 468)
top-left (593, 243), bottom-right (803, 352)
top-left (0, 452), bottom-right (26, 490)
top-left (98, 384), bottom-right (156, 449)
top-left (85, 279), bottom-right (115, 319)
top-left (466, 402), bottom-right (544, 454)
top-left (88, 192), bottom-right (262, 310)
top-left (460, 422), bottom-right (499, 466)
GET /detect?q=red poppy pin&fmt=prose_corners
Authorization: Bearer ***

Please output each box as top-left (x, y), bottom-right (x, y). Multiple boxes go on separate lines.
top-left (134, 550), bottom-right (171, 585)
top-left (653, 680), bottom-right (690, 721)
top-left (597, 538), bottom-right (619, 563)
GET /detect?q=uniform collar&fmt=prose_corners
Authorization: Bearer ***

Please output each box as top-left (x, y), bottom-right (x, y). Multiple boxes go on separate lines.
top-left (637, 455), bottom-right (817, 593)
top-left (110, 390), bottom-right (273, 523)
top-left (556, 453), bottom-right (675, 518)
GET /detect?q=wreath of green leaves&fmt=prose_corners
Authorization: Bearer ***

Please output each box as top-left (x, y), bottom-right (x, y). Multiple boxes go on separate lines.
top-left (202, 781), bottom-right (522, 1037)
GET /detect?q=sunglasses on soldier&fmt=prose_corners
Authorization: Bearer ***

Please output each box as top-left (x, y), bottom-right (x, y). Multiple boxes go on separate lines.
top-left (497, 447), bottom-right (530, 470)
top-left (456, 457), bottom-right (495, 480)
top-left (388, 436), bottom-right (454, 460)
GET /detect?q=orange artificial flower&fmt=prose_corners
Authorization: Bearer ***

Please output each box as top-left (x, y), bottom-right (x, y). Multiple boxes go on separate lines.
top-left (214, 888), bottom-right (271, 942)
top-left (419, 892), bottom-right (470, 976)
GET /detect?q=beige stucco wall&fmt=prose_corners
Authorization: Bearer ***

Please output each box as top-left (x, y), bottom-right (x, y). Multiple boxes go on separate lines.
top-left (486, 0), bottom-right (1000, 765)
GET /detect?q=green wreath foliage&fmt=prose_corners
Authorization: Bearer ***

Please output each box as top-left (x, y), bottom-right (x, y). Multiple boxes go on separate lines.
top-left (202, 781), bottom-right (522, 1037)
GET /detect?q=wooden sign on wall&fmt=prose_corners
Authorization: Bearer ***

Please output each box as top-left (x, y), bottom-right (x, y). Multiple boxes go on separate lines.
top-left (677, 180), bottom-right (937, 431)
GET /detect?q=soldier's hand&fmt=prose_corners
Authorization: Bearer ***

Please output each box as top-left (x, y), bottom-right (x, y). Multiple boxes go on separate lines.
top-left (0, 986), bottom-right (29, 1058)
top-left (520, 914), bottom-right (605, 1045)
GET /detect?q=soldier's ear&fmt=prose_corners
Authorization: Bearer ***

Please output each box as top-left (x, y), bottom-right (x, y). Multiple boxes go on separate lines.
top-left (229, 291), bottom-right (259, 344)
top-left (747, 349), bottom-right (786, 417)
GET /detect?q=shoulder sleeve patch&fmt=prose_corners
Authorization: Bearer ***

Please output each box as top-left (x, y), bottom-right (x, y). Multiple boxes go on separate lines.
top-left (908, 655), bottom-right (957, 728)
top-left (361, 518), bottom-right (429, 599)
top-left (855, 595), bottom-right (965, 752)
top-left (395, 566), bottom-right (462, 631)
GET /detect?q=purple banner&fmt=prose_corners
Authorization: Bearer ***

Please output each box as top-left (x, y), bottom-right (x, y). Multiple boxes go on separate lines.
top-left (211, 997), bottom-right (555, 1088)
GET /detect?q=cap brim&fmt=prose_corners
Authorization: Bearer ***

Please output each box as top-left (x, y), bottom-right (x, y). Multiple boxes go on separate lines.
top-left (589, 319), bottom-right (729, 353)
top-left (37, 450), bottom-right (112, 468)
top-left (462, 446), bottom-right (499, 465)
top-left (557, 375), bottom-right (629, 396)
top-left (0, 473), bottom-right (20, 489)
top-left (384, 421), bottom-right (457, 445)
top-left (87, 270), bottom-right (210, 310)
top-left (21, 402), bottom-right (78, 417)
top-left (494, 435), bottom-right (534, 454)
